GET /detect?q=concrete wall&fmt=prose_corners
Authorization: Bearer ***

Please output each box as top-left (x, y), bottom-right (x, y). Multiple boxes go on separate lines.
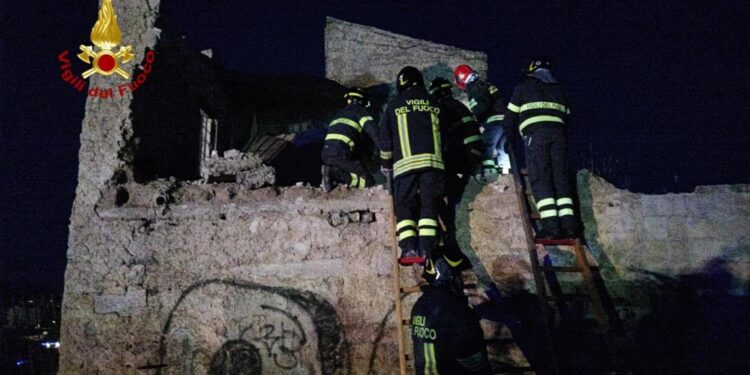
top-left (60, 172), bottom-right (537, 374)
top-left (63, 183), bottom-right (404, 374)
top-left (325, 17), bottom-right (488, 89)
top-left (62, 169), bottom-right (750, 373)
top-left (577, 172), bottom-right (750, 307)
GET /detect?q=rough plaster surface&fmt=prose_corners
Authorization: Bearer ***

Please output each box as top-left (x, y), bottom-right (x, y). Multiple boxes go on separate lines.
top-left (577, 171), bottom-right (750, 308)
top-left (325, 17), bottom-right (488, 89)
top-left (63, 169), bottom-right (750, 374)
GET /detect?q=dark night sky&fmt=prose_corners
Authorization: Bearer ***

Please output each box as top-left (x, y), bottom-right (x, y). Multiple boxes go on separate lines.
top-left (1, 1), bottom-right (749, 293)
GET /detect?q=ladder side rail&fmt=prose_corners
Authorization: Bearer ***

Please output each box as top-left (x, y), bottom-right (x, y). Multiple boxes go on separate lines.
top-left (507, 141), bottom-right (560, 375)
top-left (388, 197), bottom-right (408, 375)
top-left (572, 239), bottom-right (611, 331)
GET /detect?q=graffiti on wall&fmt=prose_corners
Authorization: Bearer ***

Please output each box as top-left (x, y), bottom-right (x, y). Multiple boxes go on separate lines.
top-left (156, 279), bottom-right (351, 375)
top-left (238, 305), bottom-right (307, 369)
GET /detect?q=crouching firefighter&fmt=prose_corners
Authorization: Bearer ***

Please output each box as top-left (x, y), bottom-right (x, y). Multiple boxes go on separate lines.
top-left (380, 66), bottom-right (444, 266)
top-left (429, 77), bottom-right (481, 271)
top-left (453, 64), bottom-right (510, 177)
top-left (321, 88), bottom-right (380, 192)
top-left (504, 57), bottom-right (578, 239)
top-left (410, 253), bottom-right (492, 374)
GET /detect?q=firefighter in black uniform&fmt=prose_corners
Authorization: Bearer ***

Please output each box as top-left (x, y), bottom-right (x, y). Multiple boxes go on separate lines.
top-left (410, 254), bottom-right (492, 374)
top-left (453, 64), bottom-right (510, 177)
top-left (380, 66), bottom-right (443, 265)
top-left (504, 57), bottom-right (578, 238)
top-left (429, 77), bottom-right (481, 270)
top-left (321, 88), bottom-right (380, 192)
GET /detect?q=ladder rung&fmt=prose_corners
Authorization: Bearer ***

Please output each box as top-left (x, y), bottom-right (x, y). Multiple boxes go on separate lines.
top-left (400, 286), bottom-right (421, 294)
top-left (535, 238), bottom-right (577, 246)
top-left (541, 266), bottom-right (581, 273)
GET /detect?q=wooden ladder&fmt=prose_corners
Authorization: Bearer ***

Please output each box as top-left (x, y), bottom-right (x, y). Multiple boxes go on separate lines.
top-left (388, 197), bottom-right (420, 375)
top-left (389, 193), bottom-right (550, 374)
top-left (516, 167), bottom-right (622, 335)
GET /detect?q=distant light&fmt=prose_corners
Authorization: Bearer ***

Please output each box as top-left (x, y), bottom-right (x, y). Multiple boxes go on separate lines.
top-left (41, 341), bottom-right (60, 349)
top-left (16, 359), bottom-right (30, 366)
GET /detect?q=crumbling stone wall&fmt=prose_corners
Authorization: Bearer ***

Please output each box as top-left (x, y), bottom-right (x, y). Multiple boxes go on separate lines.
top-left (576, 172), bottom-right (750, 310)
top-left (63, 169), bottom-right (750, 373)
top-left (578, 172), bottom-right (750, 277)
top-left (64, 182), bottom-right (407, 374)
top-left (325, 17), bottom-right (487, 89)
top-left (64, 175), bottom-right (529, 374)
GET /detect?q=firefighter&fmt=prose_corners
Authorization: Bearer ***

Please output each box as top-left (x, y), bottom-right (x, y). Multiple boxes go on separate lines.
top-left (453, 64), bottom-right (510, 177)
top-left (504, 57), bottom-right (578, 239)
top-left (410, 254), bottom-right (492, 374)
top-left (380, 66), bottom-right (444, 265)
top-left (321, 87), bottom-right (380, 192)
top-left (429, 77), bottom-right (481, 270)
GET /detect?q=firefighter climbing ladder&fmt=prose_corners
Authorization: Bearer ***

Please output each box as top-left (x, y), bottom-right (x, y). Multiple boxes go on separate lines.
top-left (388, 196), bottom-right (542, 374)
top-left (513, 166), bottom-right (622, 332)
top-left (387, 143), bottom-right (623, 373)
top-left (508, 142), bottom-right (624, 373)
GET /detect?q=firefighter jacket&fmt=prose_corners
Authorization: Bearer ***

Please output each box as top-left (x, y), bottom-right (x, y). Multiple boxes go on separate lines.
top-left (410, 286), bottom-right (492, 374)
top-left (504, 77), bottom-right (570, 137)
top-left (435, 95), bottom-right (483, 173)
top-left (465, 79), bottom-right (506, 128)
top-left (323, 103), bottom-right (380, 157)
top-left (380, 86), bottom-right (444, 178)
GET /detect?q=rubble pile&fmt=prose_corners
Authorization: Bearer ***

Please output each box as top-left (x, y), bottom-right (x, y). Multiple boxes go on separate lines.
top-left (200, 149), bottom-right (276, 188)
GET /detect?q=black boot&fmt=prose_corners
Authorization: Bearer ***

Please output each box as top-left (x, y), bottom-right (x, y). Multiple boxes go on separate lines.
top-left (535, 217), bottom-right (561, 240)
top-left (560, 216), bottom-right (580, 239)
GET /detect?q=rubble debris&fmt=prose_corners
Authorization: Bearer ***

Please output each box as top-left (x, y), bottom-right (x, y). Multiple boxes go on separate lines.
top-left (200, 149), bottom-right (276, 188)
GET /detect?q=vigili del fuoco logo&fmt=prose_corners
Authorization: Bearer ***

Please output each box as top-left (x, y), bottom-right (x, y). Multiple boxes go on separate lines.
top-left (57, 0), bottom-right (155, 99)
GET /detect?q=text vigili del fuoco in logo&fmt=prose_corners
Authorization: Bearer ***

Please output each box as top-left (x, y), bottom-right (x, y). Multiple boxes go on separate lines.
top-left (57, 0), bottom-right (155, 99)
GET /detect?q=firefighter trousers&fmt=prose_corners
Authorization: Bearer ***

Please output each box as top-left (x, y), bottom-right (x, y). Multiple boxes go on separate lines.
top-left (321, 147), bottom-right (375, 188)
top-left (394, 170), bottom-right (444, 256)
top-left (524, 126), bottom-right (576, 232)
top-left (482, 121), bottom-right (508, 169)
top-left (440, 163), bottom-right (472, 264)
